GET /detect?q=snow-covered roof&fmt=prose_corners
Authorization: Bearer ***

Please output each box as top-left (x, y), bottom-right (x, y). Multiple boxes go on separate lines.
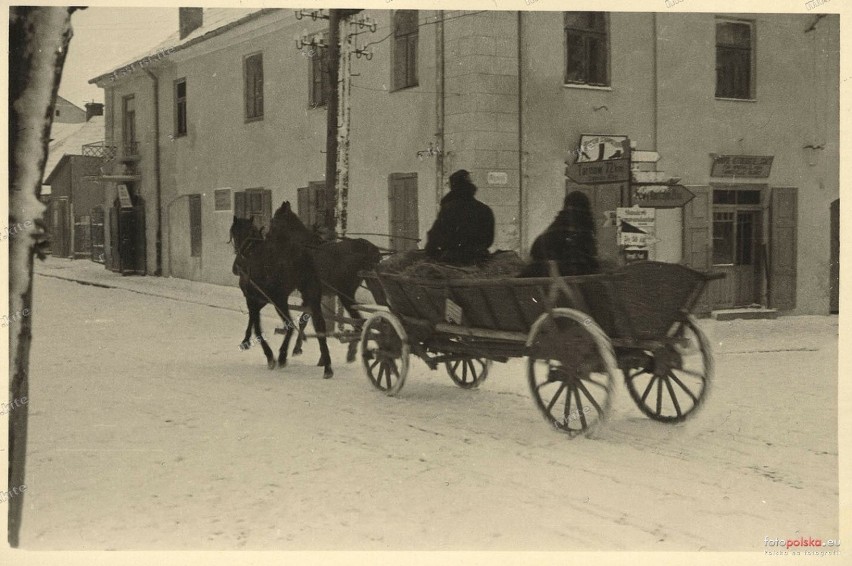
top-left (43, 116), bottom-right (106, 186)
top-left (89, 8), bottom-right (280, 85)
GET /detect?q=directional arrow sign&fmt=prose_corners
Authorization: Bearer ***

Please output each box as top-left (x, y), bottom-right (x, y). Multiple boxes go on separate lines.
top-left (631, 184), bottom-right (695, 208)
top-left (632, 171), bottom-right (680, 184)
top-left (566, 158), bottom-right (630, 184)
top-left (631, 150), bottom-right (661, 163)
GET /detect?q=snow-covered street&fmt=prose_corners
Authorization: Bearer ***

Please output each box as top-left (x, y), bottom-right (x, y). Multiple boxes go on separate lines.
top-left (19, 262), bottom-right (838, 551)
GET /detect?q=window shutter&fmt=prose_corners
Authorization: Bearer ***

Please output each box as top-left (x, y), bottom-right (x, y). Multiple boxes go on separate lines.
top-left (393, 37), bottom-right (406, 89)
top-left (234, 191), bottom-right (246, 219)
top-left (769, 187), bottom-right (797, 310)
top-left (297, 186), bottom-right (310, 226)
top-left (682, 185), bottom-right (713, 314)
top-left (261, 189), bottom-right (273, 233)
top-left (407, 34), bottom-right (418, 86)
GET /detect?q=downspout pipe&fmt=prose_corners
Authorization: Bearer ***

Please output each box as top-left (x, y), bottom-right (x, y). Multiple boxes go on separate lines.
top-left (436, 10), bottom-right (445, 206)
top-left (517, 11), bottom-right (525, 255)
top-left (145, 69), bottom-right (163, 276)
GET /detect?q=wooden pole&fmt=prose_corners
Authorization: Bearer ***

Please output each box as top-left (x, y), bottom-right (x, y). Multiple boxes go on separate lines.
top-left (8, 6), bottom-right (76, 547)
top-left (335, 17), bottom-right (352, 238)
top-left (324, 10), bottom-right (341, 236)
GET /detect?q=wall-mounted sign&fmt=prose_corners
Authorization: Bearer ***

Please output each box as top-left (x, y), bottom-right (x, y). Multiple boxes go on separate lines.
top-left (710, 155), bottom-right (774, 178)
top-left (566, 159), bottom-right (631, 185)
top-left (117, 184), bottom-right (133, 208)
top-left (487, 171), bottom-right (508, 186)
top-left (576, 134), bottom-right (630, 162)
top-left (617, 207), bottom-right (656, 247)
top-left (631, 184), bottom-right (695, 208)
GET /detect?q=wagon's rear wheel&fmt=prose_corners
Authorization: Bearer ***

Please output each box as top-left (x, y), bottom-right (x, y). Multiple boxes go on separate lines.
top-left (445, 358), bottom-right (491, 389)
top-left (526, 308), bottom-right (618, 438)
top-left (359, 311), bottom-right (410, 396)
top-left (623, 315), bottom-right (712, 423)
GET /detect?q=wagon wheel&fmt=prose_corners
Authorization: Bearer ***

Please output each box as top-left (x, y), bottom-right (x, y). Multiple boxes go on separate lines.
top-left (526, 308), bottom-right (618, 438)
top-left (623, 315), bottom-right (712, 423)
top-left (359, 311), bottom-right (410, 396)
top-left (445, 358), bottom-right (491, 389)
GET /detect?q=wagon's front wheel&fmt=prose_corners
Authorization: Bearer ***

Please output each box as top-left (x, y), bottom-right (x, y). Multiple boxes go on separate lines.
top-left (526, 308), bottom-right (618, 438)
top-left (359, 311), bottom-right (410, 396)
top-left (445, 358), bottom-right (491, 389)
top-left (623, 315), bottom-right (712, 423)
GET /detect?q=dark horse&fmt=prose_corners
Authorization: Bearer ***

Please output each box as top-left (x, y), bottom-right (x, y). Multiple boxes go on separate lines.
top-left (230, 215), bottom-right (334, 378)
top-left (268, 201), bottom-right (382, 362)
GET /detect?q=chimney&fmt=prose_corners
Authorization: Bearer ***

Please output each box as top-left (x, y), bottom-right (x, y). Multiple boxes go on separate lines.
top-left (179, 8), bottom-right (203, 40)
top-left (85, 102), bottom-right (104, 121)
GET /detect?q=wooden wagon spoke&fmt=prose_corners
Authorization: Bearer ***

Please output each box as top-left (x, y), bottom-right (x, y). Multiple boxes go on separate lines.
top-left (655, 374), bottom-right (664, 415)
top-left (673, 368), bottom-right (707, 381)
top-left (546, 382), bottom-right (568, 414)
top-left (640, 374), bottom-right (657, 404)
top-left (386, 362), bottom-right (396, 390)
top-left (662, 374), bottom-right (683, 418)
top-left (574, 378), bottom-right (604, 417)
top-left (581, 374), bottom-right (610, 391)
top-left (627, 367), bottom-right (650, 381)
top-left (667, 372), bottom-right (700, 404)
top-left (574, 386), bottom-right (589, 430)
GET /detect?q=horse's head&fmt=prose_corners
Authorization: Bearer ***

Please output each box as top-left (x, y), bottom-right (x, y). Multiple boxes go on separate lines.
top-left (271, 199), bottom-right (314, 242)
top-left (229, 216), bottom-right (265, 275)
top-left (229, 216), bottom-right (259, 252)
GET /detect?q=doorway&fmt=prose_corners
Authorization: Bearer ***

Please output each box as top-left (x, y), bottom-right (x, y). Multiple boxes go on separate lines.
top-left (710, 187), bottom-right (764, 308)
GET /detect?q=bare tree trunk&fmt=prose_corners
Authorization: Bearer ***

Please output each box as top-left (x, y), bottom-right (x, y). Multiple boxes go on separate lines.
top-left (8, 6), bottom-right (75, 548)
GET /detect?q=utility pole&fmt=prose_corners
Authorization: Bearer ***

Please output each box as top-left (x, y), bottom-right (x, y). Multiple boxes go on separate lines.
top-left (295, 8), bottom-right (371, 237)
top-left (324, 9), bottom-right (340, 235)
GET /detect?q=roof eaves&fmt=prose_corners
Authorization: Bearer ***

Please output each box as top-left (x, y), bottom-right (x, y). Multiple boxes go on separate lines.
top-left (88, 8), bottom-right (282, 86)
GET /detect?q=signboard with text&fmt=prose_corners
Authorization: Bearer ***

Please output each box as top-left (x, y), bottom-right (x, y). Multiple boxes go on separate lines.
top-left (631, 184), bottom-right (695, 208)
top-left (617, 207), bottom-right (656, 247)
top-left (710, 155), bottom-right (773, 178)
top-left (117, 184), bottom-right (133, 208)
top-left (566, 159), bottom-right (631, 184)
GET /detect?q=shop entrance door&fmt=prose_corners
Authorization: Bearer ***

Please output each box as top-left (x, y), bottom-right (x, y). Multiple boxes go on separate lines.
top-left (710, 188), bottom-right (764, 309)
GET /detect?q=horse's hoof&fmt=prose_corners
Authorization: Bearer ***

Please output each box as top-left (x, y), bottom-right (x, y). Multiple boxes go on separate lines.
top-left (267, 359), bottom-right (277, 370)
top-left (346, 352), bottom-right (356, 363)
top-left (292, 348), bottom-right (303, 356)
top-left (323, 368), bottom-right (334, 379)
top-left (240, 342), bottom-right (251, 350)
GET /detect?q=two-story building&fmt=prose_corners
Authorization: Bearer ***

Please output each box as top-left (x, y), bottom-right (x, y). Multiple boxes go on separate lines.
top-left (89, 9), bottom-right (839, 314)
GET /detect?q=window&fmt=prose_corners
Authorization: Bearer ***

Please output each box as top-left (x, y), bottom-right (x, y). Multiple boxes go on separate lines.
top-left (55, 109), bottom-right (60, 117)
top-left (189, 194), bottom-right (202, 257)
top-left (174, 79), bottom-right (187, 137)
top-left (297, 182), bottom-right (333, 231)
top-left (564, 12), bottom-right (609, 87)
top-left (122, 95), bottom-right (136, 154)
top-left (213, 188), bottom-right (231, 211)
top-left (309, 34), bottom-right (331, 107)
top-left (392, 11), bottom-right (418, 90)
top-left (716, 20), bottom-right (754, 99)
top-left (244, 53), bottom-right (264, 120)
top-left (234, 188), bottom-right (272, 232)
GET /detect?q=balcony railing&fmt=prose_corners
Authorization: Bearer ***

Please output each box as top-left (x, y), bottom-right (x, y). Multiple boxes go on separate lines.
top-left (81, 141), bottom-right (117, 161)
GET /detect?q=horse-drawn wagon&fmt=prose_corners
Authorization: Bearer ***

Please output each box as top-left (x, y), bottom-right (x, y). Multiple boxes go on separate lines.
top-left (357, 261), bottom-right (723, 437)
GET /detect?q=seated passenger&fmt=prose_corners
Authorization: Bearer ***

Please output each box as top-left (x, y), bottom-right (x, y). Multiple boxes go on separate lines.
top-left (521, 190), bottom-right (600, 277)
top-left (425, 169), bottom-right (495, 266)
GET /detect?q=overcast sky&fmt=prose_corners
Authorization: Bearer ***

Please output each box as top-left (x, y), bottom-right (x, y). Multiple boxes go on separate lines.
top-left (59, 7), bottom-right (177, 106)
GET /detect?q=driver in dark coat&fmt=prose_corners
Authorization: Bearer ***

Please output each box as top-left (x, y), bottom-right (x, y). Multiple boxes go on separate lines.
top-left (425, 169), bottom-right (495, 266)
